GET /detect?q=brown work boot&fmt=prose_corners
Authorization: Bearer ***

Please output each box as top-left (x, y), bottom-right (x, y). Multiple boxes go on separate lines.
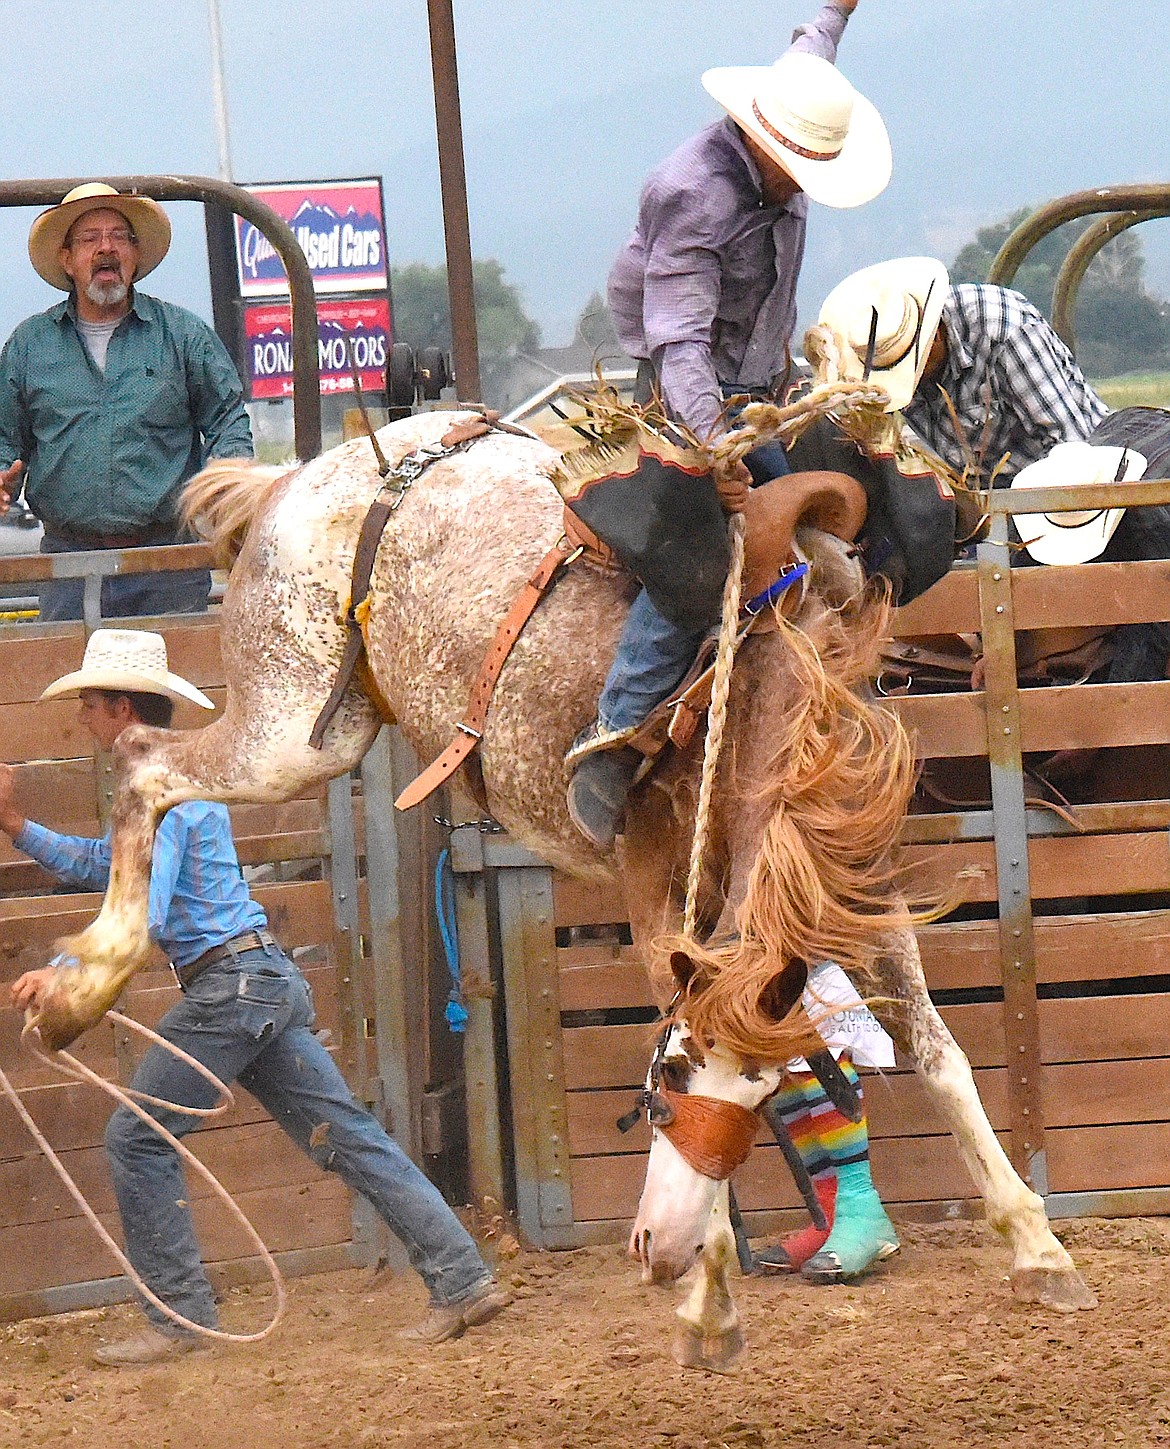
top-left (92, 1325), bottom-right (210, 1367)
top-left (398, 1278), bottom-right (511, 1346)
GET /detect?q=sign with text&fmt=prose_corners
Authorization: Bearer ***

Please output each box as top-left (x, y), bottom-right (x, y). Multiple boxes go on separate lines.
top-left (235, 178), bottom-right (388, 297)
top-left (244, 297), bottom-right (391, 399)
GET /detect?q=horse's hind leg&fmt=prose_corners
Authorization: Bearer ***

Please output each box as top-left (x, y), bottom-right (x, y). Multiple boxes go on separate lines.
top-left (672, 1182), bottom-right (746, 1373)
top-left (868, 927), bottom-right (1096, 1312)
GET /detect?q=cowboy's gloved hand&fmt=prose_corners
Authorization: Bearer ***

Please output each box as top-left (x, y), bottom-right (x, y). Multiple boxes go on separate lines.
top-left (715, 460), bottom-right (751, 514)
top-left (0, 460), bottom-right (23, 514)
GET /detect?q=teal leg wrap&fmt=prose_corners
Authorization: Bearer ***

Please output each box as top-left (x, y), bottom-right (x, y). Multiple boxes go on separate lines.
top-left (800, 1157), bottom-right (899, 1283)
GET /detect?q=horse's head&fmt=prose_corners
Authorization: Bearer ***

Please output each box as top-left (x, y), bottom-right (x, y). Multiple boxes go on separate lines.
top-left (629, 951), bottom-right (808, 1285)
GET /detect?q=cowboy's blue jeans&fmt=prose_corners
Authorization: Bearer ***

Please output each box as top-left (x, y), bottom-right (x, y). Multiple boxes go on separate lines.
top-left (597, 434), bottom-right (791, 735)
top-left (104, 944), bottom-right (490, 1333)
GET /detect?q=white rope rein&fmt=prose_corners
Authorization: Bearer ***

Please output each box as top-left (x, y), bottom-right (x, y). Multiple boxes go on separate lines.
top-left (1, 1009), bottom-right (285, 1343)
top-left (682, 511), bottom-right (746, 939)
top-left (679, 356), bottom-right (894, 942)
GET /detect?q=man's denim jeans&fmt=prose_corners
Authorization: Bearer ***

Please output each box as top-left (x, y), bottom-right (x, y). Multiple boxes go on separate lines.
top-left (105, 944), bottom-right (490, 1332)
top-left (38, 532), bottom-right (211, 622)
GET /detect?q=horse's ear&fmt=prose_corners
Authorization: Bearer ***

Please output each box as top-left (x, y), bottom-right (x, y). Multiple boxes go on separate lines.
top-left (759, 958), bottom-right (808, 1021)
top-left (670, 950), bottom-right (700, 990)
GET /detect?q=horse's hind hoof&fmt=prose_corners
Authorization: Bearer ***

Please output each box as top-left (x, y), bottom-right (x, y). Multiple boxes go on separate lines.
top-left (671, 1320), bottom-right (746, 1374)
top-left (1011, 1265), bottom-right (1098, 1312)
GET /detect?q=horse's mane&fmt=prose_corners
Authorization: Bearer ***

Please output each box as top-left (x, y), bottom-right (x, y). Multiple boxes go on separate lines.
top-left (657, 586), bottom-right (921, 1062)
top-left (180, 459), bottom-right (290, 567)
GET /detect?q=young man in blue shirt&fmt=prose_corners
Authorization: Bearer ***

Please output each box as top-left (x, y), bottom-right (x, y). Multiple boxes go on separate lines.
top-left (6, 629), bottom-right (507, 1365)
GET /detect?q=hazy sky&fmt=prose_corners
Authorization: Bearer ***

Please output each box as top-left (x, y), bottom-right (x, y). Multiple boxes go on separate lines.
top-left (1, 1), bottom-right (1167, 350)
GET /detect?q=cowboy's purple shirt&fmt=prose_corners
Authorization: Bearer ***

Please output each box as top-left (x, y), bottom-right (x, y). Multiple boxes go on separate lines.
top-left (606, 1), bottom-right (850, 438)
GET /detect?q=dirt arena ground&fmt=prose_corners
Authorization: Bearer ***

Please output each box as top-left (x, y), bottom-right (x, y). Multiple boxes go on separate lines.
top-left (4, 1216), bottom-right (1170, 1449)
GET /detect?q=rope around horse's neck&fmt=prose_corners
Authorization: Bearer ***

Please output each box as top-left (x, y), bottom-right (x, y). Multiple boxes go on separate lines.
top-left (683, 511), bottom-right (746, 939)
top-left (2, 1010), bottom-right (285, 1343)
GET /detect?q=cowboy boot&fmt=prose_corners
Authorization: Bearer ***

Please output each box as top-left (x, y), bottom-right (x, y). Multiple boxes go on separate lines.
top-left (564, 721), bottom-right (643, 850)
top-left (800, 1159), bottom-right (899, 1284)
top-left (566, 747), bottom-right (641, 850)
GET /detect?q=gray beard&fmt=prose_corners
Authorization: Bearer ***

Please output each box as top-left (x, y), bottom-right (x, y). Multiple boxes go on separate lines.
top-left (85, 277), bottom-right (128, 307)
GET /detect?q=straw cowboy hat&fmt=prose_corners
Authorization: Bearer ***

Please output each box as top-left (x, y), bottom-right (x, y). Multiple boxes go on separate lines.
top-left (702, 50), bottom-right (890, 209)
top-left (40, 629), bottom-right (214, 709)
top-left (28, 183), bottom-right (172, 291)
top-left (1011, 442), bottom-right (1148, 566)
top-left (818, 257), bottom-right (950, 411)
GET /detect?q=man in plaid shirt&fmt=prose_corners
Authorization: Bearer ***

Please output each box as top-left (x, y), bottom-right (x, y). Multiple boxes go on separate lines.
top-left (819, 259), bottom-right (1108, 485)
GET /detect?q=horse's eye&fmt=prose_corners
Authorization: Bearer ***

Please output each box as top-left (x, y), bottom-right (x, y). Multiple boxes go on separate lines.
top-left (658, 1057), bottom-right (690, 1093)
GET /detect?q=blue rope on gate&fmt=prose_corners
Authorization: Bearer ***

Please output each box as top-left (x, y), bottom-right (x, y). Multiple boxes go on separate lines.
top-left (435, 847), bottom-right (468, 1033)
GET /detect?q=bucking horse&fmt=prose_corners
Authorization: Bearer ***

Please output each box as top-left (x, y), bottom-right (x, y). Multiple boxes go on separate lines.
top-left (25, 377), bottom-right (1096, 1369)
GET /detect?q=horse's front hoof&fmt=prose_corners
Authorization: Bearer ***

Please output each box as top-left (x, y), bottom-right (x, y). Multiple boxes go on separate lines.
top-left (671, 1320), bottom-right (746, 1374)
top-left (1010, 1265), bottom-right (1098, 1312)
top-left (34, 979), bottom-right (101, 1052)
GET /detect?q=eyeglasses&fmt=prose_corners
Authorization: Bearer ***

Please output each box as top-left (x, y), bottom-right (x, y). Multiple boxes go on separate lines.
top-left (69, 227), bottom-right (137, 249)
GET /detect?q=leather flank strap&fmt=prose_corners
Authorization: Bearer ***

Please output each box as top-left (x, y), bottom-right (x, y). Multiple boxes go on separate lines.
top-left (395, 537), bottom-right (580, 810)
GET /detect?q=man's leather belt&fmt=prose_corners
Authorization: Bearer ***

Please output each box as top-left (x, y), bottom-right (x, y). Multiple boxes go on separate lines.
top-left (175, 929), bottom-right (274, 989)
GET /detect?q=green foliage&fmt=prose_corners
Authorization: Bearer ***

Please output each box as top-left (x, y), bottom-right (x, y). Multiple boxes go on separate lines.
top-left (389, 259), bottom-right (540, 365)
top-left (951, 208), bottom-right (1170, 377)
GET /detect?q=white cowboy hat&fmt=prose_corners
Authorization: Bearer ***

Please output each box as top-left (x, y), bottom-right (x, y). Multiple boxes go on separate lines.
top-left (28, 182), bottom-right (171, 291)
top-left (818, 257), bottom-right (950, 411)
top-left (702, 51), bottom-right (890, 209)
top-left (1011, 442), bottom-right (1148, 566)
top-left (39, 629), bottom-right (214, 709)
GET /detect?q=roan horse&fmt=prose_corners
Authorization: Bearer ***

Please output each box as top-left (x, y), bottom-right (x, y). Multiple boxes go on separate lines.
top-left (26, 400), bottom-right (1095, 1368)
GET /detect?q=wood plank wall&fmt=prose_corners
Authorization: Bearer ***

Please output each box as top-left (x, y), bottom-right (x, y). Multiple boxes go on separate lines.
top-left (0, 619), bottom-right (364, 1311)
top-left (539, 558), bottom-right (1170, 1240)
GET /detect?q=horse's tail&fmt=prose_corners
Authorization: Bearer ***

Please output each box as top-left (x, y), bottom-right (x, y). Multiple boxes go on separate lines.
top-left (662, 589), bottom-right (922, 1062)
top-left (180, 459), bottom-right (290, 567)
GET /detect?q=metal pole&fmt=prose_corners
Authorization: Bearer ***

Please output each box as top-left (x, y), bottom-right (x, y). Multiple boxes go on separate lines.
top-left (426, 0), bottom-right (483, 402)
top-left (206, 0), bottom-right (234, 181)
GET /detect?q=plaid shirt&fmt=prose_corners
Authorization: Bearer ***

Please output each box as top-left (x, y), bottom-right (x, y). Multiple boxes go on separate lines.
top-left (903, 284), bottom-right (1108, 485)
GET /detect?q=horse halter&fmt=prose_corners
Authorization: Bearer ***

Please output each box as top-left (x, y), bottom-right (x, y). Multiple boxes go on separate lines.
top-left (617, 1011), bottom-right (764, 1183)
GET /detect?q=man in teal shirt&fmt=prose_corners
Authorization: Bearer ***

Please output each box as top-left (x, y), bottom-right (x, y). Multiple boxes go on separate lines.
top-left (0, 183), bottom-right (254, 620)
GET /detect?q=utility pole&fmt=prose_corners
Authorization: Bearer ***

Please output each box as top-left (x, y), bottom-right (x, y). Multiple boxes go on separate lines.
top-left (204, 0), bottom-right (244, 387)
top-left (426, 0), bottom-right (482, 402)
top-left (206, 0), bottom-right (234, 181)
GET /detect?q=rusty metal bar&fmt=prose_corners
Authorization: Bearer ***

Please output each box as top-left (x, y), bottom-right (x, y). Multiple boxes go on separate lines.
top-left (426, 0), bottom-right (483, 403)
top-left (976, 518), bottom-right (1046, 1190)
top-left (983, 475), bottom-right (1170, 516)
top-left (988, 183), bottom-right (1170, 290)
top-left (0, 176), bottom-right (320, 460)
top-left (1051, 209), bottom-right (1170, 351)
top-left (0, 542), bottom-right (215, 587)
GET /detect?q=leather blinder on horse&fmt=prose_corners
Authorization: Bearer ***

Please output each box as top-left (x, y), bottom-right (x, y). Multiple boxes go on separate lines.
top-left (654, 1088), bottom-right (762, 1181)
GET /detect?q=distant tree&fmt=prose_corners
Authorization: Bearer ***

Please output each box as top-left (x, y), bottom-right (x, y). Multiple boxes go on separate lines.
top-left (390, 259), bottom-right (540, 366)
top-left (951, 208), bottom-right (1170, 378)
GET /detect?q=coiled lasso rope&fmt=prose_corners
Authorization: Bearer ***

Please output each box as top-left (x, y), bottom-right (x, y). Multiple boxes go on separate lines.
top-left (682, 510), bottom-right (746, 939)
top-left (0, 1008), bottom-right (286, 1343)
